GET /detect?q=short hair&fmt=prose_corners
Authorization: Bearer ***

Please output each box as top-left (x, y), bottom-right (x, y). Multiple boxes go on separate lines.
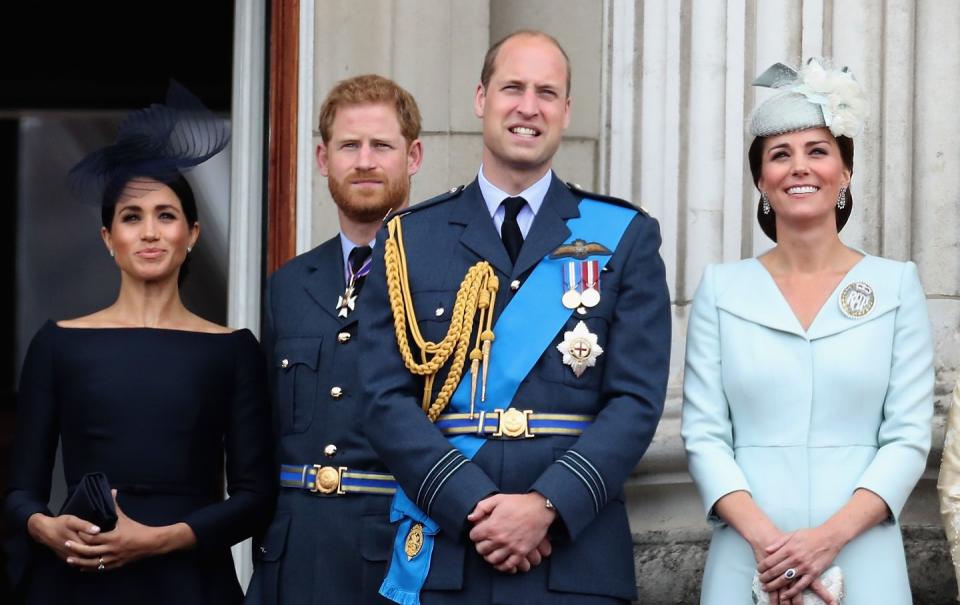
top-left (317, 74), bottom-right (422, 144)
top-left (480, 30), bottom-right (572, 98)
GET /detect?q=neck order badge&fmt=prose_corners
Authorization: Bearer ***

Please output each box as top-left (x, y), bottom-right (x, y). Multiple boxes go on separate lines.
top-left (337, 245), bottom-right (373, 318)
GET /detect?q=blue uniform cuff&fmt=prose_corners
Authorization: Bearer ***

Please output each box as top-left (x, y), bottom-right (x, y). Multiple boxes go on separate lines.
top-left (530, 460), bottom-right (601, 541)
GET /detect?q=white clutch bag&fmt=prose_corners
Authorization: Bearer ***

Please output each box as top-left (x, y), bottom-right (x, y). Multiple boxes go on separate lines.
top-left (751, 566), bottom-right (844, 605)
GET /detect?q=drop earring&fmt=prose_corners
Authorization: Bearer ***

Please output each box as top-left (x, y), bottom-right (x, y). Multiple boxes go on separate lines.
top-left (761, 192), bottom-right (771, 215)
top-left (186, 246), bottom-right (193, 253)
top-left (836, 186), bottom-right (847, 210)
top-left (109, 249), bottom-right (115, 257)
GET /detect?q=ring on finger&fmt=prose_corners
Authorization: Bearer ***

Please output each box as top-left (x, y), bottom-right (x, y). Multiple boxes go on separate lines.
top-left (98, 556), bottom-right (105, 572)
top-left (783, 567), bottom-right (798, 581)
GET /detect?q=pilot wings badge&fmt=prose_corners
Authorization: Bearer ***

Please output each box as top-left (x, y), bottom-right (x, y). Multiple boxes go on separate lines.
top-left (549, 239), bottom-right (612, 260)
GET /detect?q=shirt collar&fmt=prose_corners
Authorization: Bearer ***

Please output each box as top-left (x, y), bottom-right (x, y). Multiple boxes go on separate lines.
top-left (339, 233), bottom-right (376, 279)
top-left (477, 165), bottom-right (552, 218)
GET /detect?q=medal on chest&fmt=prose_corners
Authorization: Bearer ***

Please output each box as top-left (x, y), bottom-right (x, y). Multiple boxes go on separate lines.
top-left (838, 281), bottom-right (875, 319)
top-left (336, 252), bottom-right (373, 318)
top-left (557, 320), bottom-right (604, 377)
top-left (560, 259), bottom-right (602, 310)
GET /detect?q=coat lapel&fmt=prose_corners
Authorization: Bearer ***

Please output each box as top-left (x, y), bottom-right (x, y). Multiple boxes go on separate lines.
top-left (511, 175), bottom-right (579, 278)
top-left (805, 255), bottom-right (902, 340)
top-left (716, 259), bottom-right (807, 337)
top-left (451, 179), bottom-right (514, 276)
top-left (716, 255), bottom-right (902, 340)
top-left (303, 237), bottom-right (348, 322)
top-left (452, 174), bottom-right (582, 279)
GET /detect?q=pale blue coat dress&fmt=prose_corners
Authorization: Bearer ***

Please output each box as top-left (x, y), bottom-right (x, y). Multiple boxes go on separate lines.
top-left (681, 254), bottom-right (933, 604)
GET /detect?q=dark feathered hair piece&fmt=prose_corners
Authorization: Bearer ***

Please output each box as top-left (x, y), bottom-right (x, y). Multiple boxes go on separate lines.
top-left (67, 80), bottom-right (229, 206)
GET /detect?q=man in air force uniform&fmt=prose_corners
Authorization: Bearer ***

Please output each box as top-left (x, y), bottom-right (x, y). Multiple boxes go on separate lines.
top-left (246, 75), bottom-right (423, 605)
top-left (359, 31), bottom-right (671, 604)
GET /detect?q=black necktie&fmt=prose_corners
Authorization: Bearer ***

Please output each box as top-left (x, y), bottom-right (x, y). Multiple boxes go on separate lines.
top-left (500, 196), bottom-right (526, 265)
top-left (347, 245), bottom-right (373, 297)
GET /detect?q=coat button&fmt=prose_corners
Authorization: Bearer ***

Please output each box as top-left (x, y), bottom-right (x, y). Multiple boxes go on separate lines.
top-left (280, 358), bottom-right (289, 368)
top-left (337, 332), bottom-right (351, 343)
top-left (435, 306), bottom-right (444, 317)
top-left (259, 546), bottom-right (267, 554)
top-left (510, 279), bottom-right (521, 291)
top-left (324, 444), bottom-right (338, 457)
top-left (330, 386), bottom-right (343, 399)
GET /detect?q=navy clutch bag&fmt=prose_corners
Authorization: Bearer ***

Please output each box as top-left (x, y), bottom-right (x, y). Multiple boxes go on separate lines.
top-left (59, 472), bottom-right (118, 532)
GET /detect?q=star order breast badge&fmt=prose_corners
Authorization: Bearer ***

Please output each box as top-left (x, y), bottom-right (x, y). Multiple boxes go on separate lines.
top-left (556, 320), bottom-right (603, 377)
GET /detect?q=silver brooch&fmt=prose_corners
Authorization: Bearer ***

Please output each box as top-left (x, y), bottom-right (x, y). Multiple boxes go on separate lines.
top-left (838, 281), bottom-right (875, 319)
top-left (556, 321), bottom-right (604, 377)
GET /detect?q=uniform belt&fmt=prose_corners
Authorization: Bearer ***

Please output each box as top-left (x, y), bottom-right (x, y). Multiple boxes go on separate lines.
top-left (279, 464), bottom-right (397, 495)
top-left (436, 408), bottom-right (594, 439)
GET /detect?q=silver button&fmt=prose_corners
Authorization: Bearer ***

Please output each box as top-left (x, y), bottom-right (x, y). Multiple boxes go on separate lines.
top-left (337, 332), bottom-right (351, 343)
top-left (330, 386), bottom-right (343, 399)
top-left (280, 358), bottom-right (289, 368)
top-left (324, 444), bottom-right (338, 457)
top-left (510, 279), bottom-right (521, 291)
top-left (259, 546), bottom-right (267, 554)
top-left (449, 186), bottom-right (458, 193)
top-left (435, 306), bottom-right (444, 317)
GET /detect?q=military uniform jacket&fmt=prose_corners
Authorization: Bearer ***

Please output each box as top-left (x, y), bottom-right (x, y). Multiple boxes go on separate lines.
top-left (358, 175), bottom-right (672, 604)
top-left (245, 236), bottom-right (393, 605)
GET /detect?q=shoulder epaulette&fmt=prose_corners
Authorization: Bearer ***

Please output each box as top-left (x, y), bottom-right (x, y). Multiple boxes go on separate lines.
top-left (564, 182), bottom-right (649, 216)
top-left (385, 185), bottom-right (466, 223)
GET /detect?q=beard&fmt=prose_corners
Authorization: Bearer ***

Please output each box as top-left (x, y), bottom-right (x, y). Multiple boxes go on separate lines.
top-left (327, 170), bottom-right (410, 224)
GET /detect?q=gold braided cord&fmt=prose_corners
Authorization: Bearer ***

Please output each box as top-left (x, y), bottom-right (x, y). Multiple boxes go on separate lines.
top-left (384, 216), bottom-right (499, 422)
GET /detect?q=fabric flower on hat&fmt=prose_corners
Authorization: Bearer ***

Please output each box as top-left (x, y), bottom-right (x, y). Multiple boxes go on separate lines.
top-left (792, 59), bottom-right (868, 138)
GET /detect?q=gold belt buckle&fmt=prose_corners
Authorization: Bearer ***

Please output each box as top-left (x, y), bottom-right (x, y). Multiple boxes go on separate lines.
top-left (312, 465), bottom-right (346, 494)
top-left (493, 408), bottom-right (534, 438)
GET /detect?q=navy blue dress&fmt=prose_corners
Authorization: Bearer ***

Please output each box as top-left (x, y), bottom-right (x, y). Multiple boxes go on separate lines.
top-left (4, 321), bottom-right (274, 604)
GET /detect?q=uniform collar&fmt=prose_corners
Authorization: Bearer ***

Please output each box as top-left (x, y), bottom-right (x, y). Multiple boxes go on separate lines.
top-left (338, 233), bottom-right (376, 281)
top-left (477, 165), bottom-right (552, 217)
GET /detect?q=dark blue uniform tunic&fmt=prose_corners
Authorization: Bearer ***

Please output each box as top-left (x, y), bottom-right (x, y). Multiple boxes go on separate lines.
top-left (359, 175), bottom-right (672, 604)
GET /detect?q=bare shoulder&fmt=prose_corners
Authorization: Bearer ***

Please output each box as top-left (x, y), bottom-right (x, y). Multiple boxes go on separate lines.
top-left (185, 315), bottom-right (235, 334)
top-left (56, 310), bottom-right (114, 328)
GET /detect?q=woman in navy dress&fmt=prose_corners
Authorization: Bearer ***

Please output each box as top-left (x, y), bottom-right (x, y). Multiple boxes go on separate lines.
top-left (4, 84), bottom-right (273, 604)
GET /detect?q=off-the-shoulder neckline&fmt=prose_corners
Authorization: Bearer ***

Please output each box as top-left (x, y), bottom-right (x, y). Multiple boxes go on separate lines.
top-left (49, 320), bottom-right (247, 336)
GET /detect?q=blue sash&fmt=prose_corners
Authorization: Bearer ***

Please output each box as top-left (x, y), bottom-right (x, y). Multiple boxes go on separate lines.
top-left (379, 199), bottom-right (636, 605)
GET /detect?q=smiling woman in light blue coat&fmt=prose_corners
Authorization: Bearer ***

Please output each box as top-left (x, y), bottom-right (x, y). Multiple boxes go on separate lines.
top-left (682, 59), bottom-right (933, 605)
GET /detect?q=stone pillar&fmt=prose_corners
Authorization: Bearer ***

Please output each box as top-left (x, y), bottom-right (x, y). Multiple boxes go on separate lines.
top-left (303, 1), bottom-right (960, 601)
top-left (311, 0), bottom-right (491, 244)
top-left (620, 0), bottom-right (960, 601)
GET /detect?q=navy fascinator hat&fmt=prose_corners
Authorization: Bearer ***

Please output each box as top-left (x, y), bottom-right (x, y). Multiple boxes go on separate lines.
top-left (67, 80), bottom-right (230, 207)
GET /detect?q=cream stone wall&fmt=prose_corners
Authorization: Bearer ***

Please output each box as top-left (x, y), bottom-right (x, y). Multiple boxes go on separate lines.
top-left (302, 1), bottom-right (960, 601)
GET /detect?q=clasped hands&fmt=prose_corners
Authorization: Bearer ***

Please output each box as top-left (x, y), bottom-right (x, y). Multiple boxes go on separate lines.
top-left (27, 489), bottom-right (190, 572)
top-left (754, 526), bottom-right (842, 605)
top-left (466, 492), bottom-right (557, 574)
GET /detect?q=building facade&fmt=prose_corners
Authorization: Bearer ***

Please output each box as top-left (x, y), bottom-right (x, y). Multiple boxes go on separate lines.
top-left (275, 0), bottom-right (960, 601)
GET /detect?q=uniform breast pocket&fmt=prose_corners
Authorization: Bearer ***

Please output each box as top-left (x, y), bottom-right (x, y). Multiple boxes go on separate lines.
top-left (411, 289), bottom-right (457, 345)
top-left (274, 337), bottom-right (323, 434)
top-left (543, 312), bottom-right (611, 390)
